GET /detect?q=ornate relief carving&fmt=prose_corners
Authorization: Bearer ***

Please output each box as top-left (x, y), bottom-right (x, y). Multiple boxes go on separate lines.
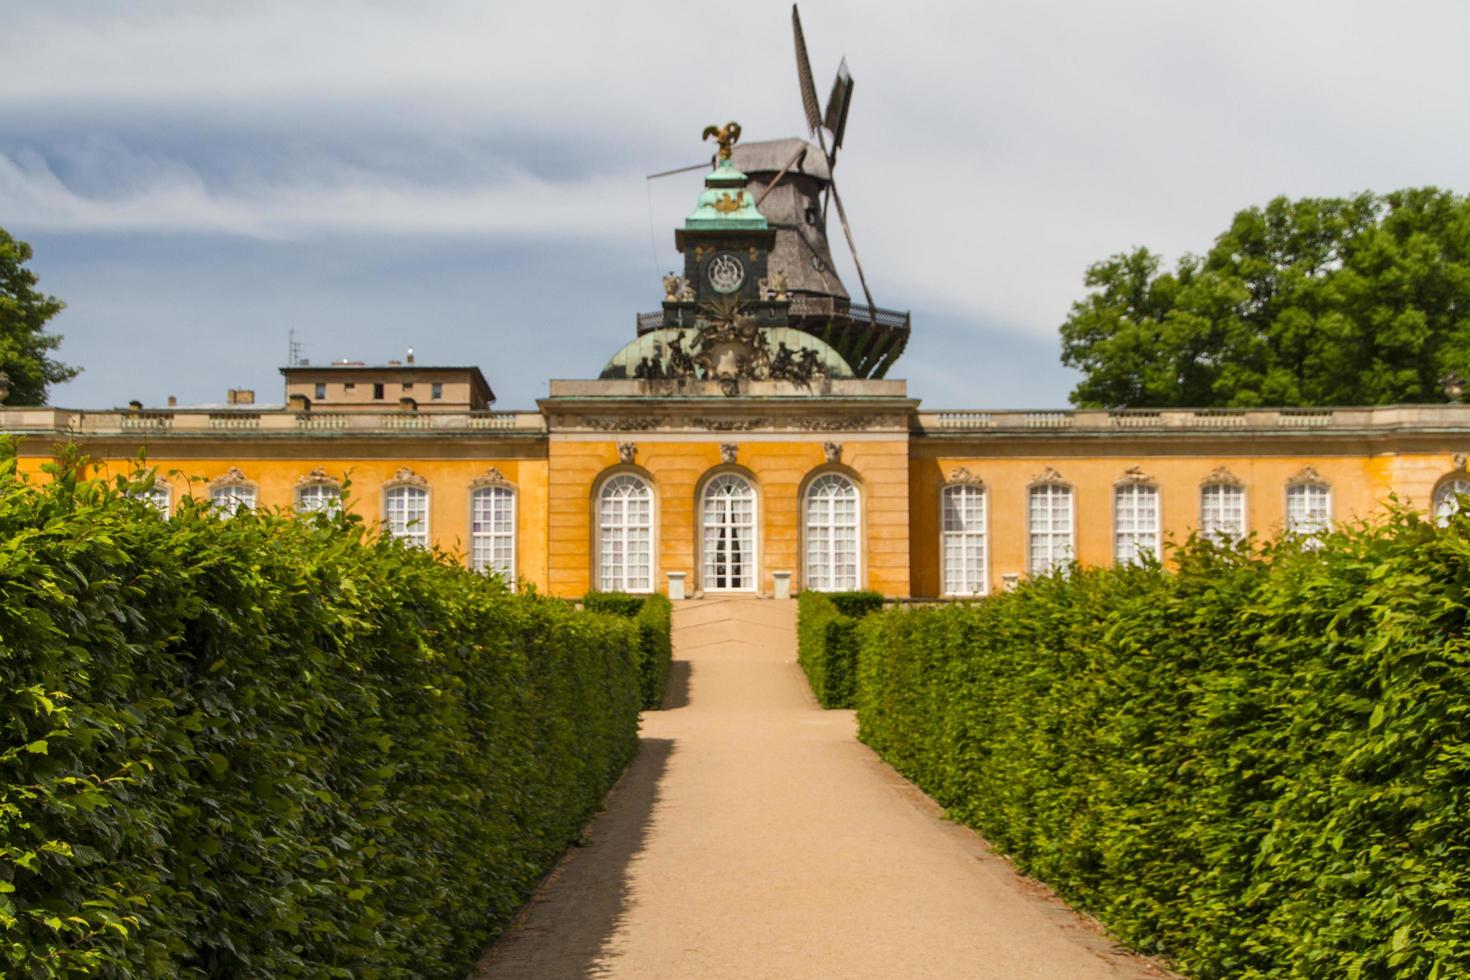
top-left (384, 467), bottom-right (429, 490)
top-left (295, 466), bottom-right (341, 489)
top-left (947, 466), bottom-right (985, 488)
top-left (1116, 465), bottom-right (1156, 486)
top-left (1286, 465), bottom-right (1326, 486)
top-left (692, 416), bottom-right (768, 431)
top-left (584, 416), bottom-right (661, 431)
top-left (1455, 452), bottom-right (1468, 471)
top-left (618, 442), bottom-right (637, 464)
top-left (720, 443), bottom-right (738, 464)
top-left (1030, 465), bottom-right (1067, 486)
top-left (468, 466), bottom-right (513, 490)
top-left (823, 441), bottom-right (842, 464)
top-left (209, 466), bottom-right (253, 489)
top-left (792, 414), bottom-right (881, 431)
top-left (1201, 465), bottom-right (1244, 488)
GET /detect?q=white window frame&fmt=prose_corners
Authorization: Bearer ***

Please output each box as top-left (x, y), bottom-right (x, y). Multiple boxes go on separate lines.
top-left (598, 473), bottom-right (655, 593)
top-left (1285, 479), bottom-right (1332, 541)
top-left (804, 472), bottom-right (861, 592)
top-left (1028, 480), bottom-right (1074, 577)
top-left (941, 482), bottom-right (988, 596)
top-left (295, 481), bottom-right (342, 517)
top-left (701, 472), bottom-right (758, 592)
top-left (1114, 480), bottom-right (1161, 566)
top-left (208, 468), bottom-right (257, 517)
top-left (140, 480), bottom-right (171, 518)
top-left (1434, 474), bottom-right (1470, 526)
top-left (1200, 481), bottom-right (1247, 543)
top-left (383, 480), bottom-right (430, 547)
top-left (471, 483), bottom-right (517, 581)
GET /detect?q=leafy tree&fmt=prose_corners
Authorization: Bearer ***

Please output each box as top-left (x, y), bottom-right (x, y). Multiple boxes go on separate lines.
top-left (1060, 188), bottom-right (1470, 407)
top-left (0, 226), bottom-right (77, 404)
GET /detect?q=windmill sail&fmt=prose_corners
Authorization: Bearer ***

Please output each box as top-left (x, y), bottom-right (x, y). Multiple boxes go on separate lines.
top-left (792, 5), bottom-right (823, 135)
top-left (824, 58), bottom-right (854, 155)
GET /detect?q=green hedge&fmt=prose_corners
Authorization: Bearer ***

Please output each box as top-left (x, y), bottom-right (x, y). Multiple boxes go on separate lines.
top-left (1, 453), bottom-right (642, 978)
top-left (855, 514), bottom-right (1470, 978)
top-left (798, 590), bottom-right (884, 708)
top-left (582, 591), bottom-right (673, 710)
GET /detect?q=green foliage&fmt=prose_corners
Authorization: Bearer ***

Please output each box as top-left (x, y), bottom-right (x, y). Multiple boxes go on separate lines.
top-left (0, 450), bottom-right (642, 978)
top-left (0, 227), bottom-right (78, 405)
top-left (581, 591), bottom-right (673, 710)
top-left (1060, 188), bottom-right (1470, 407)
top-left (581, 590), bottom-right (647, 618)
top-left (856, 519), bottom-right (1470, 978)
top-left (798, 591), bottom-right (884, 708)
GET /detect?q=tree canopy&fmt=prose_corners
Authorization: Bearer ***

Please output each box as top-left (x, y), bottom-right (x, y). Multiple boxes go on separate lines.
top-left (0, 227), bottom-right (77, 405)
top-left (1059, 188), bottom-right (1470, 407)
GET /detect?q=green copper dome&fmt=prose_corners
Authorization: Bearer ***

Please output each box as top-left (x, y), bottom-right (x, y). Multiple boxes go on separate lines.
top-left (684, 156), bottom-right (768, 231)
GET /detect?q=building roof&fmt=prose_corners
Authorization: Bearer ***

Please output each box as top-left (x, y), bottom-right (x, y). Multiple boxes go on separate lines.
top-left (730, 138), bottom-right (832, 181)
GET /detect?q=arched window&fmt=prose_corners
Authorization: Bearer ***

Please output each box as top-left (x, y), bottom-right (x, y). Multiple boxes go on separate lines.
top-left (1200, 478), bottom-right (1246, 543)
top-left (141, 480), bottom-right (171, 518)
top-left (598, 474), bottom-right (653, 592)
top-left (702, 473), bottom-right (757, 591)
top-left (1434, 475), bottom-right (1470, 526)
top-left (1286, 473), bottom-right (1331, 540)
top-left (208, 468), bottom-right (256, 517)
top-left (384, 476), bottom-right (430, 547)
top-left (1114, 480), bottom-right (1160, 566)
top-left (296, 469), bottom-right (343, 517)
top-left (471, 484), bottom-right (516, 580)
top-left (941, 482), bottom-right (987, 596)
top-left (1028, 480), bottom-right (1073, 576)
top-left (805, 473), bottom-right (859, 591)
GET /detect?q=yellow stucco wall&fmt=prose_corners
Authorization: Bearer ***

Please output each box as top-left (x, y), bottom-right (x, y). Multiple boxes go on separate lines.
top-left (14, 435), bottom-right (1466, 601)
top-left (15, 449), bottom-right (551, 589)
top-left (908, 447), bottom-right (1468, 597)
top-left (547, 438), bottom-right (911, 598)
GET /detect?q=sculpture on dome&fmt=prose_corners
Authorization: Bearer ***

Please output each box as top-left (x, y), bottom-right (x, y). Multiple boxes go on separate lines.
top-left (702, 121), bottom-right (742, 160)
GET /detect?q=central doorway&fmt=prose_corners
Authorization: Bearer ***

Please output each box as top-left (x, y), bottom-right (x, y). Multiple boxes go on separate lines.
top-left (702, 473), bottom-right (757, 591)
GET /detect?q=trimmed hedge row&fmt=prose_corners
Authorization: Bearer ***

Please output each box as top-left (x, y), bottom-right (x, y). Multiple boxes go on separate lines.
top-left (855, 513), bottom-right (1470, 978)
top-left (583, 591), bottom-right (673, 709)
top-left (1, 454), bottom-right (643, 978)
top-left (797, 590), bottom-right (884, 708)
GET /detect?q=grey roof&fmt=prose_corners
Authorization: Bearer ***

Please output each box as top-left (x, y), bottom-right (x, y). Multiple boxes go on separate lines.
top-left (730, 138), bottom-right (831, 181)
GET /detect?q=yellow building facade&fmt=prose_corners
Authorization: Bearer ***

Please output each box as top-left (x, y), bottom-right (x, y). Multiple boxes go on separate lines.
top-left (6, 136), bottom-right (1469, 598)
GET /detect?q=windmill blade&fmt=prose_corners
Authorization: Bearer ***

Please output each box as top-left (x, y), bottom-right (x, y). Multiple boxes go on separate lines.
top-left (823, 58), bottom-right (854, 161)
top-left (826, 176), bottom-right (877, 324)
top-left (753, 145), bottom-right (808, 209)
top-left (791, 5), bottom-right (823, 136)
top-left (646, 161), bottom-right (711, 180)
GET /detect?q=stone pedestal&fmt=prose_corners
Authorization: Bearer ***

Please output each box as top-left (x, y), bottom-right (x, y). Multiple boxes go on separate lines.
top-left (772, 570), bottom-right (792, 600)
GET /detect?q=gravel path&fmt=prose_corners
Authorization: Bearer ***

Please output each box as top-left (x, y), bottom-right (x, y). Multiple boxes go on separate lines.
top-left (474, 597), bottom-right (1170, 980)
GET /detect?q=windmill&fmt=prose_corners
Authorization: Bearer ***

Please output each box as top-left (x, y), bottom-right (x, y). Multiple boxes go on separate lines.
top-left (640, 4), bottom-right (910, 378)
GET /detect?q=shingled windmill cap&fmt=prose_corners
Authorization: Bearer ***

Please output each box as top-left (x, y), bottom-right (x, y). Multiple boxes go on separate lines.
top-left (685, 121), bottom-right (769, 231)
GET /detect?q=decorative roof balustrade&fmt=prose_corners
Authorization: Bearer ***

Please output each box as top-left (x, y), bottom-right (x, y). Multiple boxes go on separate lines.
top-left (0, 408), bottom-right (545, 437)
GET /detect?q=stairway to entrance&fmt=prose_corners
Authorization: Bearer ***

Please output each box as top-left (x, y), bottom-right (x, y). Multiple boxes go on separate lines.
top-left (474, 597), bottom-right (1167, 979)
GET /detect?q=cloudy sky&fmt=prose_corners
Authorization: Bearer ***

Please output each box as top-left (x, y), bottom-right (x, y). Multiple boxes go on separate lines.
top-left (4, 0), bottom-right (1468, 410)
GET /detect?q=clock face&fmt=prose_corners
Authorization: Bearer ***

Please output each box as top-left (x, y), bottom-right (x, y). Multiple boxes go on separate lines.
top-left (707, 252), bottom-right (745, 293)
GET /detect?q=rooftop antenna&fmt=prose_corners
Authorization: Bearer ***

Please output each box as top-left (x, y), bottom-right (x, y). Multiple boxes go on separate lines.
top-left (790, 3), bottom-right (875, 321)
top-left (287, 328), bottom-right (305, 367)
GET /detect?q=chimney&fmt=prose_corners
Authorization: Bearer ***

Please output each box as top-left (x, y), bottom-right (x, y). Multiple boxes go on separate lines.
top-left (167, 395), bottom-right (178, 408)
top-left (236, 389), bottom-right (255, 405)
top-left (226, 388), bottom-right (237, 405)
top-left (406, 347), bottom-right (415, 365)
